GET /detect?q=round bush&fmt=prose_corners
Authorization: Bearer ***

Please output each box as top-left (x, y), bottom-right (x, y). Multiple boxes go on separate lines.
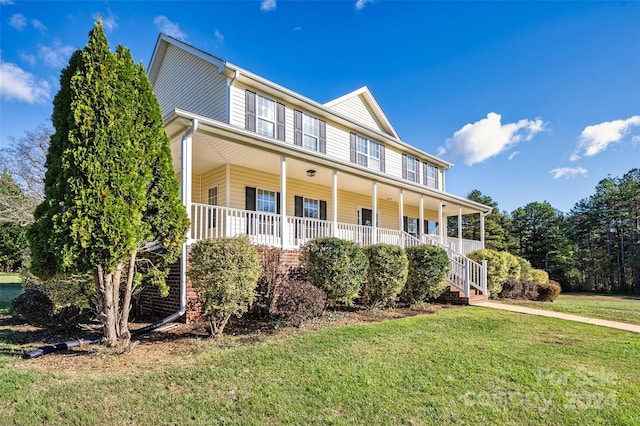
top-left (516, 257), bottom-right (533, 281)
top-left (504, 252), bottom-right (522, 280)
top-left (536, 280), bottom-right (561, 302)
top-left (300, 237), bottom-right (368, 307)
top-left (362, 244), bottom-right (408, 307)
top-left (188, 236), bottom-right (261, 338)
top-left (11, 288), bottom-right (54, 327)
top-left (468, 249), bottom-right (509, 297)
top-left (530, 269), bottom-right (549, 285)
top-left (400, 245), bottom-right (449, 303)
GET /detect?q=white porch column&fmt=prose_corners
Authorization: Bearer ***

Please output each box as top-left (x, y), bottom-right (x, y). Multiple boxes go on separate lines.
top-left (181, 119), bottom-right (197, 243)
top-left (458, 206), bottom-right (463, 253)
top-left (398, 189), bottom-right (404, 229)
top-left (480, 212), bottom-right (486, 249)
top-left (438, 201), bottom-right (444, 244)
top-left (371, 181), bottom-right (378, 244)
top-left (332, 170), bottom-right (338, 237)
top-left (419, 195), bottom-right (424, 241)
top-left (280, 156), bottom-right (288, 249)
top-left (225, 164), bottom-right (231, 207)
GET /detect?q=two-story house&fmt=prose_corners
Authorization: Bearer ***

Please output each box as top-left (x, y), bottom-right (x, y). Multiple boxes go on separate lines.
top-left (144, 34), bottom-right (491, 320)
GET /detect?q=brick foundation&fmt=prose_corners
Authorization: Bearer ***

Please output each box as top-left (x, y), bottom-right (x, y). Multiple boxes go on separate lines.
top-left (139, 246), bottom-right (301, 324)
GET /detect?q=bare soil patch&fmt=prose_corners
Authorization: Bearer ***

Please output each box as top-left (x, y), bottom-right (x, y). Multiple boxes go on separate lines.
top-left (2, 304), bottom-right (460, 372)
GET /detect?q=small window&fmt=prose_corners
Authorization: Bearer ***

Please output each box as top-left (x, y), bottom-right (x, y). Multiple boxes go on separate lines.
top-left (257, 188), bottom-right (276, 213)
top-left (303, 197), bottom-right (319, 219)
top-left (406, 217), bottom-right (418, 236)
top-left (207, 186), bottom-right (218, 228)
top-left (256, 95), bottom-right (276, 138)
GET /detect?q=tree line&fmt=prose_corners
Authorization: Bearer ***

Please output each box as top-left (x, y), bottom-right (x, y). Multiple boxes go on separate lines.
top-left (453, 169), bottom-right (640, 293)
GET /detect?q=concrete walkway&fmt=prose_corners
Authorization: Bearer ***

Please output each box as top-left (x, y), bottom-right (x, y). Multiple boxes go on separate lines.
top-left (471, 301), bottom-right (640, 333)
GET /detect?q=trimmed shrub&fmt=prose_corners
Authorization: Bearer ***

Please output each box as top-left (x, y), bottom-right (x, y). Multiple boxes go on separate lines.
top-left (300, 237), bottom-right (368, 308)
top-left (272, 279), bottom-right (327, 327)
top-left (499, 278), bottom-right (539, 300)
top-left (188, 236), bottom-right (261, 338)
top-left (537, 280), bottom-right (561, 302)
top-left (504, 252), bottom-right (522, 281)
top-left (11, 289), bottom-right (54, 327)
top-left (530, 269), bottom-right (549, 285)
top-left (362, 244), bottom-right (408, 307)
top-left (468, 249), bottom-right (509, 297)
top-left (517, 257), bottom-right (533, 281)
top-left (400, 245), bottom-right (449, 303)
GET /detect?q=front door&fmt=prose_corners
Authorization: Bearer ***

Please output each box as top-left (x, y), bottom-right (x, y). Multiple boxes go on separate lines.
top-left (361, 208), bottom-right (373, 227)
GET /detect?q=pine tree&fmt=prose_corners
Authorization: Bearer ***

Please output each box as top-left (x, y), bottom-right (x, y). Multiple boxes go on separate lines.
top-left (28, 22), bottom-right (188, 348)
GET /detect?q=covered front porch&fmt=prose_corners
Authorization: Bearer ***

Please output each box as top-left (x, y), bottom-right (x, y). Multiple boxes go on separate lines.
top-left (170, 112), bottom-right (490, 299)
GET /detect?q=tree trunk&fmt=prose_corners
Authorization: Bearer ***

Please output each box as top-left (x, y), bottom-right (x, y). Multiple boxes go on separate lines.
top-left (118, 252), bottom-right (137, 348)
top-left (95, 265), bottom-right (118, 347)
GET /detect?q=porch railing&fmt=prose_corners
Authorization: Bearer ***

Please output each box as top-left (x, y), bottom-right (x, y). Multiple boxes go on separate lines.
top-left (190, 203), bottom-right (487, 298)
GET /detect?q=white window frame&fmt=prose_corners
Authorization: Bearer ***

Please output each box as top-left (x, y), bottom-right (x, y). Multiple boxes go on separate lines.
top-left (256, 95), bottom-right (276, 138)
top-left (356, 135), bottom-right (380, 170)
top-left (302, 114), bottom-right (319, 151)
top-left (257, 188), bottom-right (277, 213)
top-left (207, 186), bottom-right (218, 228)
top-left (303, 197), bottom-right (319, 219)
top-left (426, 163), bottom-right (439, 189)
top-left (406, 155), bottom-right (418, 183)
top-left (406, 217), bottom-right (418, 236)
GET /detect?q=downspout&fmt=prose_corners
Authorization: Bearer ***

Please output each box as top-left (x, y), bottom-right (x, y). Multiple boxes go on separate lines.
top-left (25, 120), bottom-right (200, 359)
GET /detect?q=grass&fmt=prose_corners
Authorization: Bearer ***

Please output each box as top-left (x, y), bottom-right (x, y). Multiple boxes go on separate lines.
top-left (0, 273), bottom-right (20, 284)
top-left (499, 293), bottom-right (640, 325)
top-left (1, 307), bottom-right (639, 425)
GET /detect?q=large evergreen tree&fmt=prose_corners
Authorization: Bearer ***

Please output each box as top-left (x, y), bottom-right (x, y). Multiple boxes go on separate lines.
top-left (28, 22), bottom-right (188, 348)
top-left (462, 189), bottom-right (510, 251)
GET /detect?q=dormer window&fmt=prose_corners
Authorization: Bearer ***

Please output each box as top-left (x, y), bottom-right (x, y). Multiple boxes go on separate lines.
top-left (245, 90), bottom-right (285, 141)
top-left (350, 133), bottom-right (385, 172)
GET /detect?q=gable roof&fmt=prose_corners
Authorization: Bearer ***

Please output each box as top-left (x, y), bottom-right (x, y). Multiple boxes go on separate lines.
top-left (324, 86), bottom-right (400, 139)
top-left (148, 34), bottom-right (453, 170)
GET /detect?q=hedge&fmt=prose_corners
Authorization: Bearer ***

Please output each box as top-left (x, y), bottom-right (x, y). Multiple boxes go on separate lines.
top-left (400, 245), bottom-right (449, 303)
top-left (362, 244), bottom-right (408, 307)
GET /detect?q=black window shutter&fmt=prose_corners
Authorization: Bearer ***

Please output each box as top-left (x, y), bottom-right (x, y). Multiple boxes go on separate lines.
top-left (403, 216), bottom-right (408, 233)
top-left (424, 220), bottom-right (429, 235)
top-left (276, 192), bottom-right (281, 214)
top-left (350, 133), bottom-right (357, 163)
top-left (319, 120), bottom-right (326, 154)
top-left (276, 103), bottom-right (286, 141)
top-left (294, 196), bottom-right (303, 217)
top-left (320, 200), bottom-right (327, 220)
top-left (379, 145), bottom-right (385, 172)
top-left (245, 91), bottom-right (256, 132)
top-left (245, 186), bottom-right (256, 211)
top-left (402, 154), bottom-right (407, 180)
top-left (294, 110), bottom-right (303, 146)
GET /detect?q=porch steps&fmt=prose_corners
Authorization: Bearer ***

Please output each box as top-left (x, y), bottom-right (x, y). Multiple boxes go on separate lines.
top-left (435, 286), bottom-right (489, 305)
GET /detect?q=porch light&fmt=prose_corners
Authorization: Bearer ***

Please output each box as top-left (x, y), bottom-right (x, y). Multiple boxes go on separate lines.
top-left (306, 169), bottom-right (316, 177)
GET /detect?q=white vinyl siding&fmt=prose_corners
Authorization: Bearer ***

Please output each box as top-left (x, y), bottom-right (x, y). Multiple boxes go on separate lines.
top-left (326, 95), bottom-right (385, 134)
top-left (152, 44), bottom-right (227, 122)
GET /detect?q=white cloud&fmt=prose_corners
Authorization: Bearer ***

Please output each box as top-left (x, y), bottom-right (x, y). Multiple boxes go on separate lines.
top-left (9, 13), bottom-right (26, 31)
top-left (154, 16), bottom-right (187, 40)
top-left (508, 151), bottom-right (520, 160)
top-left (443, 112), bottom-right (546, 166)
top-left (293, 26), bottom-right (302, 32)
top-left (355, 0), bottom-right (374, 10)
top-left (570, 115), bottom-right (640, 161)
top-left (0, 60), bottom-right (50, 103)
top-left (549, 167), bottom-right (588, 179)
top-left (19, 52), bottom-right (36, 66)
top-left (101, 12), bottom-right (118, 32)
top-left (38, 41), bottom-right (75, 68)
top-left (260, 0), bottom-right (276, 11)
top-left (32, 19), bottom-right (46, 32)
top-left (0, 0), bottom-right (15, 4)
top-left (214, 30), bottom-right (224, 47)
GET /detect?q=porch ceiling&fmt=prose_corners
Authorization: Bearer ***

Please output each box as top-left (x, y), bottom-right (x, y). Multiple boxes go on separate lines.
top-left (167, 120), bottom-right (484, 216)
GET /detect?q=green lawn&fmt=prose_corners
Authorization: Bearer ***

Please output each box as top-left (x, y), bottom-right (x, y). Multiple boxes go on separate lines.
top-left (499, 293), bottom-right (640, 325)
top-left (1, 307), bottom-right (638, 425)
top-left (0, 273), bottom-right (20, 284)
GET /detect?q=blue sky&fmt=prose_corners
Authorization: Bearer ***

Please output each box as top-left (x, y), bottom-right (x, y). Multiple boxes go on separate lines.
top-left (1, 0), bottom-right (639, 214)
